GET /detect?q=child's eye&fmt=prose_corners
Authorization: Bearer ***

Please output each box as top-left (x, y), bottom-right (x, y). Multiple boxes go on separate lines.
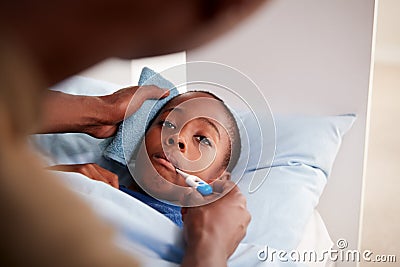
top-left (195, 135), bottom-right (212, 147)
top-left (160, 120), bottom-right (176, 129)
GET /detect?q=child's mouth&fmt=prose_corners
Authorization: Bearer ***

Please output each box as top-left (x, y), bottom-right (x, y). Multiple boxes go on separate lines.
top-left (153, 153), bottom-right (177, 172)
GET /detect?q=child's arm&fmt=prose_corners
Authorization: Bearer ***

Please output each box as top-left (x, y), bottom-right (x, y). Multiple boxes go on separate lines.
top-left (47, 163), bottom-right (119, 189)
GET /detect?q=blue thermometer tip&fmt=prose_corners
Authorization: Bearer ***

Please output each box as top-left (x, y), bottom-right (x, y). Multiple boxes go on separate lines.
top-left (196, 183), bottom-right (213, 195)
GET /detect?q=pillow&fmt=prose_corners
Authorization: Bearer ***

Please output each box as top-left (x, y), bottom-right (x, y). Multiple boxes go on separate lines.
top-left (50, 75), bottom-right (122, 96)
top-left (235, 113), bottom-right (355, 251)
top-left (30, 75), bottom-right (355, 253)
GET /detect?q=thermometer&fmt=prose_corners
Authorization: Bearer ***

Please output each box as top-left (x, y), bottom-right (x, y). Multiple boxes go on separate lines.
top-left (175, 169), bottom-right (213, 196)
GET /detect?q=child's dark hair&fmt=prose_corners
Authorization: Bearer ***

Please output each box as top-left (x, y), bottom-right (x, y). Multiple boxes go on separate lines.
top-left (148, 90), bottom-right (241, 172)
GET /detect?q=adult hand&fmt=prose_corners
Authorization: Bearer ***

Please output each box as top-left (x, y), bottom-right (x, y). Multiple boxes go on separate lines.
top-left (90, 85), bottom-right (170, 138)
top-left (180, 180), bottom-right (251, 267)
top-left (38, 85), bottom-right (169, 138)
top-left (47, 163), bottom-right (119, 189)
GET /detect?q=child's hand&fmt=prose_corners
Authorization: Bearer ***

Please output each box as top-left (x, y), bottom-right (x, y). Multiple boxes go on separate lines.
top-left (47, 163), bottom-right (119, 189)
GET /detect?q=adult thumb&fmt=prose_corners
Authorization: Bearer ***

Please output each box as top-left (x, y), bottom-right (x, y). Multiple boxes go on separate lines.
top-left (140, 85), bottom-right (170, 100)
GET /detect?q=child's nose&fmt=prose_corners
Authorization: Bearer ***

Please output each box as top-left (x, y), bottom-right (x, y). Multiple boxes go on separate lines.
top-left (166, 134), bottom-right (186, 151)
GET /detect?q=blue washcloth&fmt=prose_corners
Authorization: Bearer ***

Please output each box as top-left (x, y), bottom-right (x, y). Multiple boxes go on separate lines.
top-left (100, 67), bottom-right (179, 165)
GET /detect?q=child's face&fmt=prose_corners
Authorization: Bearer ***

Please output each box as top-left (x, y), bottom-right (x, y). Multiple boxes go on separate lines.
top-left (134, 92), bottom-right (232, 199)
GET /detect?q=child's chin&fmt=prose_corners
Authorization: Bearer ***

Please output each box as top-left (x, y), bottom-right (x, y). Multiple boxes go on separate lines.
top-left (163, 177), bottom-right (188, 188)
top-left (152, 167), bottom-right (187, 187)
top-left (136, 172), bottom-right (186, 201)
top-left (145, 184), bottom-right (187, 204)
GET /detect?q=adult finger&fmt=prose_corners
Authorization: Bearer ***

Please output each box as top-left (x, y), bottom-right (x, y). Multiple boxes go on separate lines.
top-left (125, 85), bottom-right (170, 117)
top-left (181, 187), bottom-right (228, 207)
top-left (179, 187), bottom-right (206, 207)
top-left (138, 85), bottom-right (170, 100)
top-left (212, 179), bottom-right (236, 194)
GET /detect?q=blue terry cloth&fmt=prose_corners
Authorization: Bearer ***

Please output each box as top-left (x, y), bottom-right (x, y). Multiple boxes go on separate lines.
top-left (100, 67), bottom-right (179, 165)
top-left (119, 186), bottom-right (183, 228)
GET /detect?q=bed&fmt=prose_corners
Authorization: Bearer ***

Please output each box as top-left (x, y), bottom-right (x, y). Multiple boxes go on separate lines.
top-left (31, 59), bottom-right (350, 267)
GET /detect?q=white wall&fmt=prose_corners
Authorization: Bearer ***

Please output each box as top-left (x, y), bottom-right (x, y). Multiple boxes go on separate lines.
top-left (80, 58), bottom-right (132, 86)
top-left (187, 1), bottom-right (376, 266)
top-left (80, 52), bottom-right (186, 87)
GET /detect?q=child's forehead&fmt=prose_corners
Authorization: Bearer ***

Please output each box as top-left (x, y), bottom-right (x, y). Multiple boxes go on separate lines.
top-left (162, 91), bottom-right (219, 110)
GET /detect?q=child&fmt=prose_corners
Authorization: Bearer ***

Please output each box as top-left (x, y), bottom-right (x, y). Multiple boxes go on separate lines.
top-left (120, 90), bottom-right (241, 226)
